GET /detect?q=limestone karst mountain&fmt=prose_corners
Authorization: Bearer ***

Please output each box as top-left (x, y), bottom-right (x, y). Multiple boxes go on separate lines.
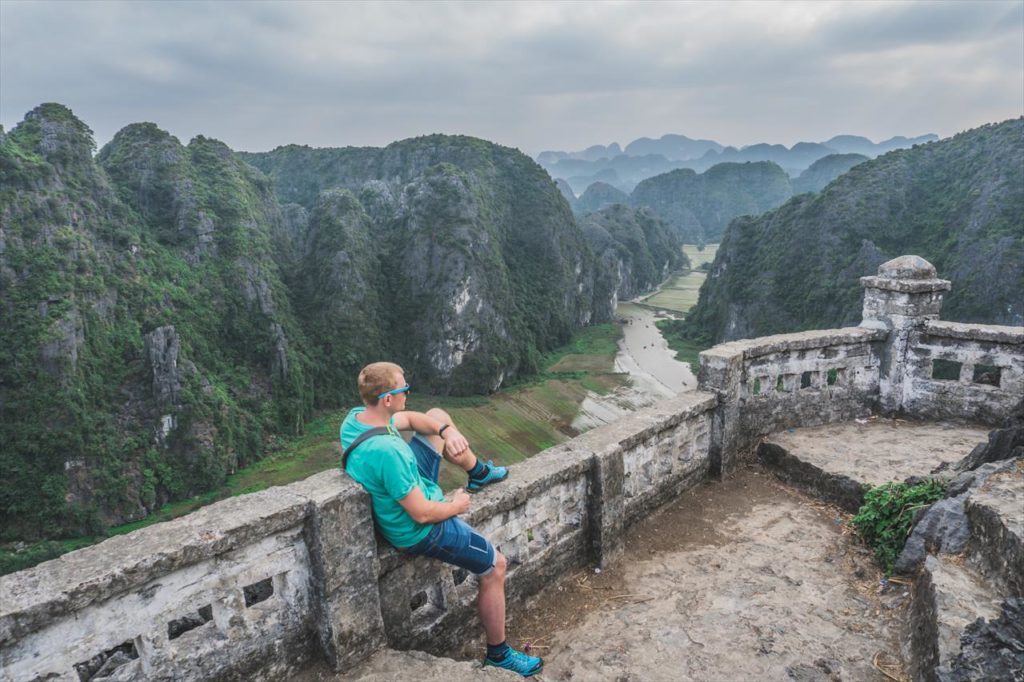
top-left (537, 132), bottom-right (938, 192)
top-left (576, 181), bottom-right (630, 214)
top-left (0, 105), bottom-right (313, 539)
top-left (0, 105), bottom-right (684, 540)
top-left (577, 204), bottom-right (688, 306)
top-left (684, 119), bottom-right (1024, 343)
top-left (629, 161), bottom-right (794, 242)
top-left (792, 153), bottom-right (869, 194)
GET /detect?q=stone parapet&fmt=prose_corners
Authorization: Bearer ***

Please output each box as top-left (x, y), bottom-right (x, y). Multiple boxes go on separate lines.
top-left (699, 327), bottom-right (885, 466)
top-left (924, 321), bottom-right (1024, 344)
top-left (903, 321), bottom-right (1024, 424)
top-left (0, 477), bottom-right (382, 682)
top-left (0, 394), bottom-right (720, 680)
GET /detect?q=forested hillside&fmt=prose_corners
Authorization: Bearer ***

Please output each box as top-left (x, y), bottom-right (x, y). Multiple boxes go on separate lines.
top-left (0, 105), bottom-right (685, 540)
top-left (685, 119), bottom-right (1024, 343)
top-left (630, 161), bottom-right (793, 242)
top-left (0, 105), bottom-right (312, 539)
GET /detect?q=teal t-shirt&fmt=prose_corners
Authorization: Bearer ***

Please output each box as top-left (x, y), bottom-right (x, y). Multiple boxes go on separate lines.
top-left (340, 407), bottom-right (445, 548)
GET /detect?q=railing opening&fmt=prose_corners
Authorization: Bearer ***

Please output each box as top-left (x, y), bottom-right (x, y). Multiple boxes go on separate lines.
top-left (168, 604), bottom-right (213, 640)
top-left (244, 577), bottom-right (274, 607)
top-left (972, 364), bottom-right (1002, 387)
top-left (931, 359), bottom-right (962, 381)
top-left (75, 640), bottom-right (138, 681)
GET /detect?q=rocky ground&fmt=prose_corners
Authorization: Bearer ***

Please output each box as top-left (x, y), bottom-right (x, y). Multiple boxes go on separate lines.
top-left (500, 467), bottom-right (907, 681)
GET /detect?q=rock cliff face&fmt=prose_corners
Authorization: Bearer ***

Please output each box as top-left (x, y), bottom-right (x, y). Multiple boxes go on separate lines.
top-left (2, 106), bottom-right (684, 540)
top-left (0, 105), bottom-right (312, 538)
top-left (244, 135), bottom-right (610, 395)
top-left (578, 205), bottom-right (687, 306)
top-left (630, 161), bottom-right (794, 242)
top-left (685, 119), bottom-right (1024, 343)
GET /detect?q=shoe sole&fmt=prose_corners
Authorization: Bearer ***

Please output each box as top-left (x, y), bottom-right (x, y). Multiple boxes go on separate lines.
top-left (484, 661), bottom-right (543, 677)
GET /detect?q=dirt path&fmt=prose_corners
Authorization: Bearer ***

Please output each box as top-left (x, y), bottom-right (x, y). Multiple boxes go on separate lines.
top-left (615, 302), bottom-right (696, 395)
top-left (502, 467), bottom-right (908, 681)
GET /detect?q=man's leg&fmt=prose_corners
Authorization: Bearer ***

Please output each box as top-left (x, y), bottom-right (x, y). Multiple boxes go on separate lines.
top-left (424, 407), bottom-right (507, 492)
top-left (478, 550), bottom-right (507, 644)
top-left (424, 407), bottom-right (477, 471)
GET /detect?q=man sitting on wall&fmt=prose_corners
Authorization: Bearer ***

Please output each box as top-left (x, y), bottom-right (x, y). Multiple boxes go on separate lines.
top-left (340, 361), bottom-right (543, 677)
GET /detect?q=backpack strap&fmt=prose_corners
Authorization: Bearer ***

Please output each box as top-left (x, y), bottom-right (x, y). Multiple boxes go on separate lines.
top-left (342, 426), bottom-right (391, 471)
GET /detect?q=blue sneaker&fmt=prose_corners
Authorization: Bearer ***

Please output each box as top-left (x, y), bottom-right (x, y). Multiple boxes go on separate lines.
top-left (467, 460), bottom-right (508, 493)
top-left (484, 647), bottom-right (543, 677)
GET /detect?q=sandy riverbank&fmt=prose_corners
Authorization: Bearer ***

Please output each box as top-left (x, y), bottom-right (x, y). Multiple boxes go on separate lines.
top-left (615, 302), bottom-right (696, 395)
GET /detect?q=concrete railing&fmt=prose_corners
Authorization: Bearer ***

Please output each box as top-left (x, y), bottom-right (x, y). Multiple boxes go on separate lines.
top-left (0, 393), bottom-right (719, 681)
top-left (3, 255), bottom-right (1022, 681)
top-left (699, 327), bottom-right (886, 469)
top-left (903, 321), bottom-right (1024, 424)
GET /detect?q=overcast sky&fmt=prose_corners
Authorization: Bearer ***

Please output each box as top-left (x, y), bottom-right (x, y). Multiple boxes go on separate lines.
top-left (1, 0), bottom-right (1022, 156)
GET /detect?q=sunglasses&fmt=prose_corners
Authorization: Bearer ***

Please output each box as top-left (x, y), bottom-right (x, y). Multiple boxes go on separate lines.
top-left (377, 384), bottom-right (411, 400)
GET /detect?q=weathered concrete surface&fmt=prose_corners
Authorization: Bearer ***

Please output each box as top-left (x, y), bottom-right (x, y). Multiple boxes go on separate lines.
top-left (965, 460), bottom-right (1024, 596)
top-left (295, 648), bottom-right (520, 681)
top-left (759, 419), bottom-right (989, 512)
top-left (909, 555), bottom-right (1001, 682)
top-left (936, 597), bottom-right (1024, 682)
top-left (503, 468), bottom-right (907, 682)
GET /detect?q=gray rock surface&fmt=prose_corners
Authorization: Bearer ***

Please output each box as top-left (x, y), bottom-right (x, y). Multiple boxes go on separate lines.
top-left (936, 597), bottom-right (1024, 682)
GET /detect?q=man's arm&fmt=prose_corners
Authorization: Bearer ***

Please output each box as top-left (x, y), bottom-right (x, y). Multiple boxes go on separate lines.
top-left (398, 486), bottom-right (471, 524)
top-left (392, 410), bottom-right (469, 456)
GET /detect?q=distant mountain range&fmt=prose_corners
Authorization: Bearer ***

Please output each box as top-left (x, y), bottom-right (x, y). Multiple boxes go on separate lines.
top-left (684, 118), bottom-right (1023, 344)
top-left (564, 153), bottom-right (871, 242)
top-left (540, 132), bottom-right (938, 194)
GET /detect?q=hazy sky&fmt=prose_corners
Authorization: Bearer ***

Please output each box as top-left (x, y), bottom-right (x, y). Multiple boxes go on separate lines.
top-left (2, 0), bottom-right (1022, 156)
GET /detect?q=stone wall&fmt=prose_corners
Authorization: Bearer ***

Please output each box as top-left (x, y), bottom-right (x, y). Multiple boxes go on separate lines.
top-left (0, 475), bottom-right (378, 682)
top-left (0, 393), bottom-right (718, 680)
top-left (903, 321), bottom-right (1024, 424)
top-left (699, 327), bottom-right (886, 469)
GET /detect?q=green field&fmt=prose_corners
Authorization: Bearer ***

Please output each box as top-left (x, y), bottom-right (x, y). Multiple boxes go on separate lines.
top-left (640, 244), bottom-right (718, 314)
top-left (1, 323), bottom-right (627, 574)
top-left (683, 243), bottom-right (718, 270)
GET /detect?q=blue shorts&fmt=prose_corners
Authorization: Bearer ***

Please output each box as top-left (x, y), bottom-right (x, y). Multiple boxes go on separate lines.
top-left (405, 434), bottom-right (497, 576)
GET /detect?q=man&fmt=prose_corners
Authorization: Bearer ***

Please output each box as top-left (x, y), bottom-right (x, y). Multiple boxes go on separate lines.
top-left (340, 361), bottom-right (543, 677)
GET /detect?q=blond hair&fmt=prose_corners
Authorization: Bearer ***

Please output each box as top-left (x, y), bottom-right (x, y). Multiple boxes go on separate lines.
top-left (358, 362), bottom-right (405, 406)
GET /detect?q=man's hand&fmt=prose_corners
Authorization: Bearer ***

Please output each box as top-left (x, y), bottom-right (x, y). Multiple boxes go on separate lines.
top-left (441, 426), bottom-right (470, 459)
top-left (449, 487), bottom-right (471, 515)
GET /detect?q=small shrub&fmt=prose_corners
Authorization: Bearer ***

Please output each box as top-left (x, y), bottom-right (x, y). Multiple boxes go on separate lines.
top-left (850, 479), bottom-right (946, 574)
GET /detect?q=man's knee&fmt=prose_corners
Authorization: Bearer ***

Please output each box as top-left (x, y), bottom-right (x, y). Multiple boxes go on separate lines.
top-left (426, 407), bottom-right (452, 425)
top-left (491, 550), bottom-right (507, 579)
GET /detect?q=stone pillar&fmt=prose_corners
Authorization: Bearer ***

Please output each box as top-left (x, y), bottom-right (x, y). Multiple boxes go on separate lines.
top-left (586, 445), bottom-right (626, 566)
top-left (292, 472), bottom-right (387, 672)
top-left (697, 344), bottom-right (743, 475)
top-left (860, 255), bottom-right (950, 414)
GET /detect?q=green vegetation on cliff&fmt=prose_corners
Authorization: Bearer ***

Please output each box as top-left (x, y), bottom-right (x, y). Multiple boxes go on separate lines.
top-left (1, 105), bottom-right (681, 544)
top-left (1, 106), bottom-right (313, 540)
top-left (630, 161), bottom-right (793, 242)
top-left (685, 119), bottom-right (1024, 343)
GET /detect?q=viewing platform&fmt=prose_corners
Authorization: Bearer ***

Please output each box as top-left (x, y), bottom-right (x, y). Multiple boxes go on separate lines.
top-left (1, 255), bottom-right (1021, 682)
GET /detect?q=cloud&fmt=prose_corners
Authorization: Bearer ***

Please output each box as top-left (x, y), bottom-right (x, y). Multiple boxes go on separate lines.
top-left (1, 0), bottom-right (1020, 155)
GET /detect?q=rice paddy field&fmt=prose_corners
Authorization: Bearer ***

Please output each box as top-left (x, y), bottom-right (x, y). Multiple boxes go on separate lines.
top-left (639, 244), bottom-right (718, 314)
